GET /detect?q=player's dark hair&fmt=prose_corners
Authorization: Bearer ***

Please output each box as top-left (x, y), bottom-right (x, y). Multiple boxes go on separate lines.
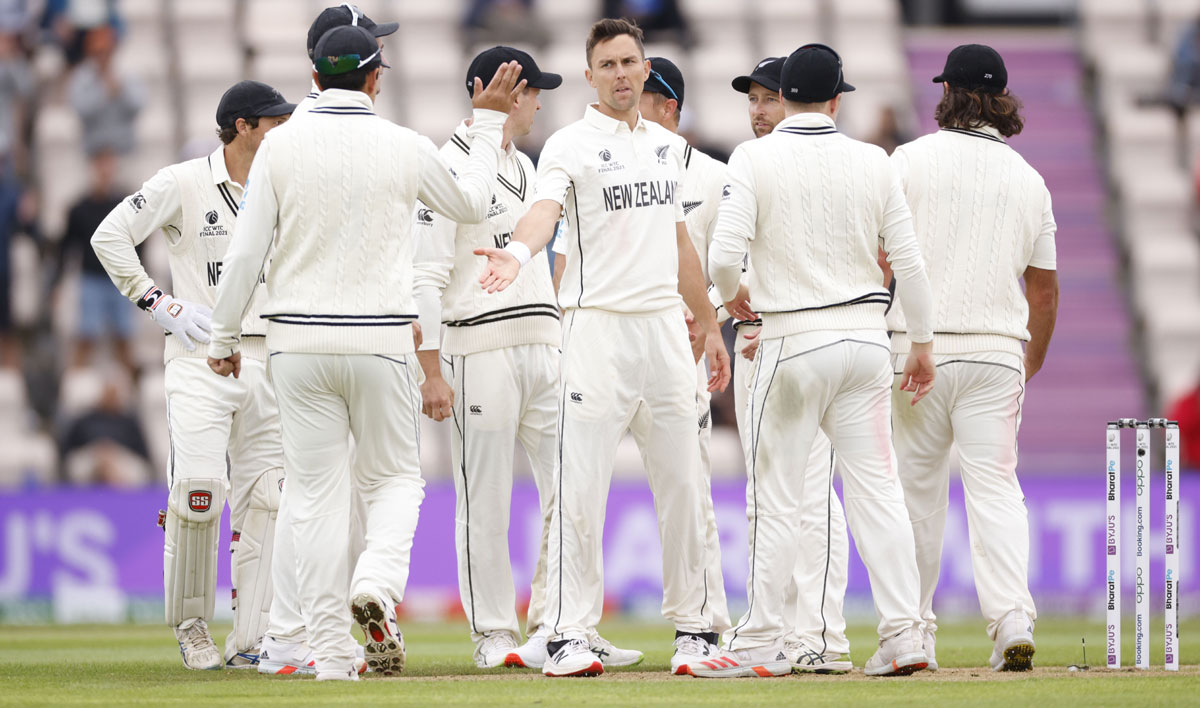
top-left (217, 115), bottom-right (260, 145)
top-left (316, 66), bottom-right (374, 93)
top-left (585, 17), bottom-right (644, 68)
top-left (935, 86), bottom-right (1024, 137)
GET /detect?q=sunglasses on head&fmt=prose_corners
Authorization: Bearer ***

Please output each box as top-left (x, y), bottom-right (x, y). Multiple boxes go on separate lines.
top-left (315, 47), bottom-right (382, 75)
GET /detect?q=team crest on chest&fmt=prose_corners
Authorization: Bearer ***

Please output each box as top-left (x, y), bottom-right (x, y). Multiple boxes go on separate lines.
top-left (654, 145), bottom-right (669, 164)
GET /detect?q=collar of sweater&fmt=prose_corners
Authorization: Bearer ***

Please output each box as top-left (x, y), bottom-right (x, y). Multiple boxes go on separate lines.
top-left (309, 88), bottom-right (375, 114)
top-left (940, 123), bottom-right (1006, 143)
top-left (452, 119), bottom-right (517, 158)
top-left (774, 112), bottom-right (837, 135)
top-left (585, 103), bottom-right (649, 134)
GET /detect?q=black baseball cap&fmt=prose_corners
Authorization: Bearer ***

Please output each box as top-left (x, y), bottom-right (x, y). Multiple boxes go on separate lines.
top-left (780, 43), bottom-right (855, 103)
top-left (933, 43), bottom-right (1007, 93)
top-left (314, 25), bottom-right (385, 76)
top-left (464, 46), bottom-right (562, 97)
top-left (732, 56), bottom-right (784, 94)
top-left (216, 80), bottom-right (295, 130)
top-left (306, 3), bottom-right (398, 60)
top-left (643, 56), bottom-right (684, 108)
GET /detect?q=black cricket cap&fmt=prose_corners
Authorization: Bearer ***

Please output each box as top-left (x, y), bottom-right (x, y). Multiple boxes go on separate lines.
top-left (933, 43), bottom-right (1007, 94)
top-left (780, 43), bottom-right (855, 103)
top-left (306, 3), bottom-right (398, 60)
top-left (643, 56), bottom-right (684, 108)
top-left (216, 80), bottom-right (295, 130)
top-left (732, 56), bottom-right (784, 94)
top-left (465, 46), bottom-right (562, 97)
top-left (314, 25), bottom-right (385, 76)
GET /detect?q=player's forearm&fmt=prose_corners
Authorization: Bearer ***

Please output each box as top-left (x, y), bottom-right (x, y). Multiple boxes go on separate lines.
top-left (416, 349), bottom-right (445, 383)
top-left (677, 225), bottom-right (717, 331)
top-left (1023, 267), bottom-right (1059, 379)
top-left (512, 200), bottom-right (561, 256)
top-left (421, 110), bottom-right (506, 223)
top-left (708, 235), bottom-right (745, 305)
top-left (413, 281), bottom-right (444, 352)
top-left (90, 208), bottom-right (156, 302)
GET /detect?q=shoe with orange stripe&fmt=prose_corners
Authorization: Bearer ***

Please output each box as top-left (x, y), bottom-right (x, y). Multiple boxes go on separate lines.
top-left (688, 644), bottom-right (793, 678)
top-left (257, 635), bottom-right (316, 675)
top-left (864, 627), bottom-right (929, 676)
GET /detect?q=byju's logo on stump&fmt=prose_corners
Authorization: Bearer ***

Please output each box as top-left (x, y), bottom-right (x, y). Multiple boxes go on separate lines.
top-left (189, 491), bottom-right (212, 512)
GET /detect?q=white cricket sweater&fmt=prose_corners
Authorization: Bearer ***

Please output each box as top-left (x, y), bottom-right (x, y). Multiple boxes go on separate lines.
top-left (412, 121), bottom-right (559, 356)
top-left (91, 145), bottom-right (268, 362)
top-left (681, 143), bottom-right (727, 284)
top-left (887, 125), bottom-right (1057, 356)
top-left (709, 113), bottom-right (934, 342)
top-left (535, 105), bottom-right (687, 315)
top-left (207, 90), bottom-right (507, 358)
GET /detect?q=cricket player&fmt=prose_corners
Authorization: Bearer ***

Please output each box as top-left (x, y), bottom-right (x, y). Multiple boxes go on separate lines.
top-left (636, 55), bottom-right (732, 637)
top-left (207, 25), bottom-right (524, 680)
top-left (889, 44), bottom-right (1058, 672)
top-left (708, 43), bottom-right (936, 677)
top-left (90, 80), bottom-right (295, 670)
top-left (727, 55), bottom-right (852, 673)
top-left (475, 18), bottom-right (731, 678)
top-left (255, 3), bottom-right (397, 676)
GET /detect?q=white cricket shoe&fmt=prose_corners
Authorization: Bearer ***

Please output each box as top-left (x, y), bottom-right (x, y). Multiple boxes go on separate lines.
top-left (542, 638), bottom-right (603, 677)
top-left (683, 641), bottom-right (794, 678)
top-left (923, 629), bottom-right (939, 671)
top-left (315, 664), bottom-right (360, 681)
top-left (670, 633), bottom-right (719, 676)
top-left (508, 626), bottom-right (551, 668)
top-left (785, 640), bottom-right (853, 674)
top-left (257, 635), bottom-right (316, 675)
top-left (864, 627), bottom-right (929, 676)
top-left (175, 618), bottom-right (222, 671)
top-left (351, 592), bottom-right (406, 676)
top-left (989, 610), bottom-right (1035, 672)
top-left (474, 632), bottom-right (520, 668)
top-left (588, 630), bottom-right (644, 667)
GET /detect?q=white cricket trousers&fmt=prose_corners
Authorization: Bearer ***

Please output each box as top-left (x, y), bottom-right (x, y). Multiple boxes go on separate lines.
top-left (694, 358), bottom-right (732, 634)
top-left (545, 308), bottom-right (713, 640)
top-left (442, 344), bottom-right (558, 643)
top-left (731, 325), bottom-right (849, 654)
top-left (890, 349), bottom-right (1036, 639)
top-left (163, 356), bottom-right (283, 654)
top-left (725, 330), bottom-right (921, 650)
top-left (269, 352), bottom-right (425, 674)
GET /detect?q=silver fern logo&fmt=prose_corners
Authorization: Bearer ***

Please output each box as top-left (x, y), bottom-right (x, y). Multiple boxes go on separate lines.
top-left (654, 145), bottom-right (669, 164)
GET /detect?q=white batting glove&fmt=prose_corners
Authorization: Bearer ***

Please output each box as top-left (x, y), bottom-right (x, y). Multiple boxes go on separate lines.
top-left (137, 286), bottom-right (212, 352)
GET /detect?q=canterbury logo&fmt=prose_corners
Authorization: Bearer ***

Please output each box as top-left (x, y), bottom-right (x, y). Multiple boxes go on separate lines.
top-left (570, 392), bottom-right (583, 402)
top-left (469, 405), bottom-right (482, 415)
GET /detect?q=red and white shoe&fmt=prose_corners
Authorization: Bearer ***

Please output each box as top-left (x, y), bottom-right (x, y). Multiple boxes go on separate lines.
top-left (677, 638), bottom-right (794, 678)
top-left (542, 638), bottom-right (603, 677)
top-left (351, 593), bottom-right (406, 676)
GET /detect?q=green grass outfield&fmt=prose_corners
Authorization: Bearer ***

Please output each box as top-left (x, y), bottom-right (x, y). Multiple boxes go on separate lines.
top-left (1, 618), bottom-right (1196, 707)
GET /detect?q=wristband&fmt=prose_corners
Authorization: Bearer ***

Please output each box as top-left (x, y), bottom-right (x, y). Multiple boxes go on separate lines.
top-left (503, 241), bottom-right (532, 267)
top-left (137, 286), bottom-right (165, 312)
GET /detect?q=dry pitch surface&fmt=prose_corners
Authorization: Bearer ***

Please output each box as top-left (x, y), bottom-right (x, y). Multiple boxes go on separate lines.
top-left (1, 618), bottom-right (1196, 706)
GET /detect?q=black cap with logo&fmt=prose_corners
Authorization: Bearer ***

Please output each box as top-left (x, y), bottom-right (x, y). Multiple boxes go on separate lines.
top-left (306, 3), bottom-right (398, 60)
top-left (313, 25), bottom-right (386, 76)
top-left (465, 46), bottom-right (562, 97)
top-left (643, 56), bottom-right (685, 108)
top-left (216, 80), bottom-right (295, 130)
top-left (732, 56), bottom-right (784, 94)
top-left (933, 44), bottom-right (1007, 94)
top-left (780, 43), bottom-right (855, 103)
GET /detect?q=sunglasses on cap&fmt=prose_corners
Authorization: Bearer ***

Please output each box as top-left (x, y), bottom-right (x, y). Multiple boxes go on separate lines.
top-left (315, 46), bottom-right (383, 75)
top-left (647, 69), bottom-right (678, 102)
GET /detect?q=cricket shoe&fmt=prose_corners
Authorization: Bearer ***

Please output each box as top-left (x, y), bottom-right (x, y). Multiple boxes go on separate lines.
top-left (923, 628), bottom-right (939, 671)
top-left (474, 632), bottom-right (520, 668)
top-left (682, 641), bottom-right (793, 678)
top-left (175, 618), bottom-right (222, 671)
top-left (315, 663), bottom-right (361, 681)
top-left (864, 627), bottom-right (928, 676)
top-left (542, 638), bottom-right (603, 677)
top-left (588, 629), bottom-right (644, 667)
top-left (670, 632), bottom-right (718, 675)
top-left (989, 610), bottom-right (1035, 672)
top-left (258, 636), bottom-right (367, 676)
top-left (507, 625), bottom-right (551, 668)
top-left (786, 640), bottom-right (852, 674)
top-left (225, 641), bottom-right (260, 669)
top-left (351, 592), bottom-right (406, 676)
